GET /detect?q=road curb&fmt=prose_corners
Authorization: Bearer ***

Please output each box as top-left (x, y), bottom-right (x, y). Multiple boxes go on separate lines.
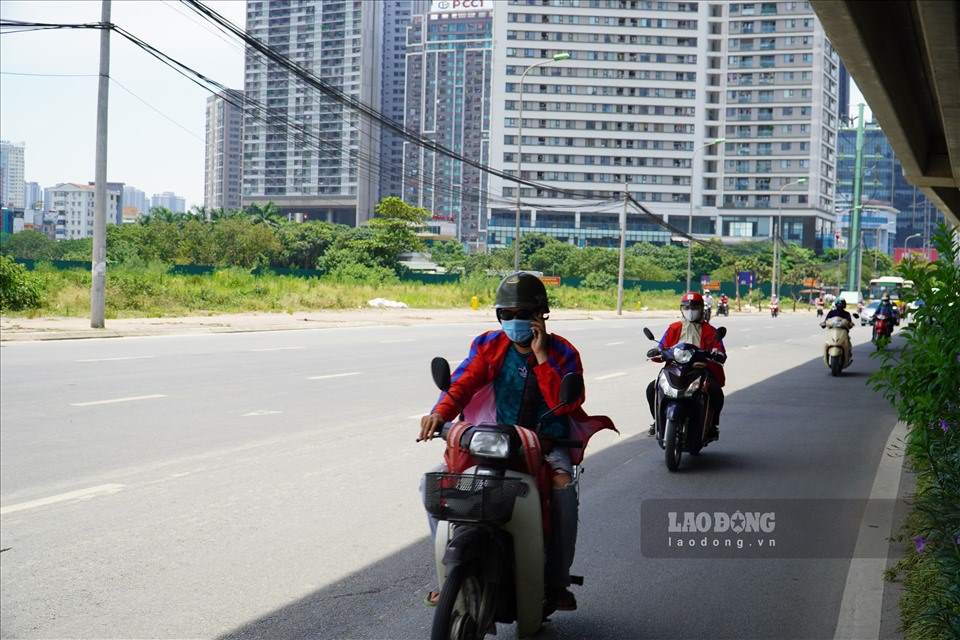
top-left (833, 420), bottom-right (909, 640)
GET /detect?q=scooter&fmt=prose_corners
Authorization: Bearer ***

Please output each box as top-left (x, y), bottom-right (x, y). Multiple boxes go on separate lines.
top-left (770, 301), bottom-right (780, 318)
top-left (821, 314), bottom-right (857, 376)
top-left (423, 358), bottom-right (585, 640)
top-left (871, 313), bottom-right (893, 350)
top-left (716, 300), bottom-right (729, 317)
top-left (642, 326), bottom-right (727, 471)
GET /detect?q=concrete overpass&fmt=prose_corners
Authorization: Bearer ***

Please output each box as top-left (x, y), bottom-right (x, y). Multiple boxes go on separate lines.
top-left (812, 0), bottom-right (960, 228)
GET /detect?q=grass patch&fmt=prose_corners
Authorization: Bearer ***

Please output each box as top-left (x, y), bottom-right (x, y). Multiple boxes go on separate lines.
top-left (10, 264), bottom-right (693, 318)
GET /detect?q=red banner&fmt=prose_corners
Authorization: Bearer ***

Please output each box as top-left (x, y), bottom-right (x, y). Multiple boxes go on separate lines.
top-left (894, 247), bottom-right (938, 263)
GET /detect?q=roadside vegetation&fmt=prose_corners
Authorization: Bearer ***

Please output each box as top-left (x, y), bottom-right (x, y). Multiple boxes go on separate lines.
top-left (871, 225), bottom-right (960, 640)
top-left (1, 196), bottom-right (892, 317)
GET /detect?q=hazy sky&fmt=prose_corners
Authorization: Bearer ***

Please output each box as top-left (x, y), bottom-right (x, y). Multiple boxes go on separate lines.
top-left (1, 1), bottom-right (873, 209)
top-left (0, 0), bottom-right (246, 208)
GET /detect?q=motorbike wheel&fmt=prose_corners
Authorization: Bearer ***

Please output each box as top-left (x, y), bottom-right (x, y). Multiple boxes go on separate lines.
top-left (664, 418), bottom-right (682, 471)
top-left (432, 564), bottom-right (484, 640)
top-left (830, 355), bottom-right (842, 377)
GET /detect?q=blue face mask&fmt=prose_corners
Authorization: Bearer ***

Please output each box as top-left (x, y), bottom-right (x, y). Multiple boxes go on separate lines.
top-left (501, 318), bottom-right (533, 345)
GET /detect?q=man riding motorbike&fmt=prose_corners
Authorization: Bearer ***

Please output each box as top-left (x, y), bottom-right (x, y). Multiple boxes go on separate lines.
top-left (876, 292), bottom-right (897, 323)
top-left (719, 293), bottom-right (729, 315)
top-left (822, 297), bottom-right (853, 356)
top-left (418, 272), bottom-right (614, 612)
top-left (646, 292), bottom-right (726, 437)
top-left (703, 291), bottom-right (714, 322)
top-left (815, 294), bottom-right (825, 318)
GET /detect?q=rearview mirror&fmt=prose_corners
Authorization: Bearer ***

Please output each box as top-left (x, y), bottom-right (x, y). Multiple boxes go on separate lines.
top-left (558, 373), bottom-right (584, 407)
top-left (717, 326), bottom-right (727, 339)
top-left (431, 357), bottom-right (451, 391)
top-left (642, 327), bottom-right (655, 341)
top-left (853, 313), bottom-right (860, 319)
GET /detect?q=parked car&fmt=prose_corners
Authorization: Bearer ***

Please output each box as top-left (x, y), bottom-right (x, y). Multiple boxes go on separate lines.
top-left (860, 300), bottom-right (881, 325)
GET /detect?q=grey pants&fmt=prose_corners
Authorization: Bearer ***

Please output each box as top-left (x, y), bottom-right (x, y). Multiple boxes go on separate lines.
top-left (420, 453), bottom-right (579, 590)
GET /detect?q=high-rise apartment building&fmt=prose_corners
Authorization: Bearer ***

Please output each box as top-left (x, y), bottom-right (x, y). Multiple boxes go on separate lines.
top-left (403, 0), bottom-right (493, 245)
top-left (486, 0), bottom-right (839, 252)
top-left (122, 185), bottom-right (148, 214)
top-left (837, 121), bottom-right (944, 249)
top-left (837, 59), bottom-right (850, 123)
top-left (205, 89), bottom-right (244, 210)
top-left (24, 181), bottom-right (42, 211)
top-left (0, 141), bottom-right (25, 208)
top-left (45, 183), bottom-right (121, 239)
top-left (151, 191), bottom-right (186, 213)
top-left (380, 1), bottom-right (429, 201)
top-left (242, 0), bottom-right (383, 226)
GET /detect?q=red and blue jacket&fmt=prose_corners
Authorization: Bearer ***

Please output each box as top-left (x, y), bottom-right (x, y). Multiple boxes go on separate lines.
top-left (657, 321), bottom-right (727, 387)
top-left (432, 329), bottom-right (616, 465)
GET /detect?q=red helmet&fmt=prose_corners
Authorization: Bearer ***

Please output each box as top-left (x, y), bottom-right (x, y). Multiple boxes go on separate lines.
top-left (680, 292), bottom-right (704, 309)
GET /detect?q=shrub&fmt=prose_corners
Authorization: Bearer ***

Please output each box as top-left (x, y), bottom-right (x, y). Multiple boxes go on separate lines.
top-left (870, 225), bottom-right (960, 640)
top-left (0, 255), bottom-right (44, 311)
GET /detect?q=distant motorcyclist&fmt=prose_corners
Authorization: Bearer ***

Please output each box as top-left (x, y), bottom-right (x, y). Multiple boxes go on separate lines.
top-left (815, 294), bottom-right (825, 318)
top-left (875, 293), bottom-right (897, 324)
top-left (646, 292), bottom-right (726, 437)
top-left (770, 294), bottom-right (780, 317)
top-left (822, 298), bottom-right (854, 357)
top-left (703, 291), bottom-right (714, 322)
top-left (718, 293), bottom-right (729, 316)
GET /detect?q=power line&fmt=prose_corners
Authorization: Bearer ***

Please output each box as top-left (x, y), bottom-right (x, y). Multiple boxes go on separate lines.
top-left (108, 76), bottom-right (204, 142)
top-left (0, 71), bottom-right (97, 77)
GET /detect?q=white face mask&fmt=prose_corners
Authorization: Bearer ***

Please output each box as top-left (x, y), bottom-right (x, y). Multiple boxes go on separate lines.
top-left (682, 308), bottom-right (703, 323)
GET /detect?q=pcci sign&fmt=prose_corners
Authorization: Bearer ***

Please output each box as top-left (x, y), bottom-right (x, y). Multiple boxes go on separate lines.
top-left (432, 0), bottom-right (489, 12)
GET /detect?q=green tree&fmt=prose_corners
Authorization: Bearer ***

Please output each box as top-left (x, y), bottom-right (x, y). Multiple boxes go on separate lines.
top-left (528, 240), bottom-right (577, 275)
top-left (0, 230), bottom-right (56, 260)
top-left (428, 240), bottom-right (467, 272)
top-left (277, 221), bottom-right (342, 269)
top-left (245, 202), bottom-right (285, 227)
top-left (0, 254), bottom-right (43, 310)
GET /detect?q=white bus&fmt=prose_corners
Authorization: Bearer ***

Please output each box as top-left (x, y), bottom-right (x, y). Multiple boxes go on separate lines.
top-left (868, 276), bottom-right (914, 301)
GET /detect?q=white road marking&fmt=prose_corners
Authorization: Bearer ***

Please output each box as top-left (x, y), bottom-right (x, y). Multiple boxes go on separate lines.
top-left (76, 355), bottom-right (155, 362)
top-left (0, 483), bottom-right (125, 515)
top-left (379, 338), bottom-right (415, 344)
top-left (606, 341), bottom-right (626, 346)
top-left (742, 345), bottom-right (755, 350)
top-left (70, 394), bottom-right (167, 407)
top-left (242, 410), bottom-right (283, 417)
top-left (250, 346), bottom-right (303, 352)
top-left (306, 372), bottom-right (362, 381)
top-left (833, 421), bottom-right (908, 640)
top-left (595, 371), bottom-right (628, 381)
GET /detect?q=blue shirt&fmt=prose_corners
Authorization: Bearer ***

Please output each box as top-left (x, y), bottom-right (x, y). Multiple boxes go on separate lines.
top-left (493, 346), bottom-right (569, 438)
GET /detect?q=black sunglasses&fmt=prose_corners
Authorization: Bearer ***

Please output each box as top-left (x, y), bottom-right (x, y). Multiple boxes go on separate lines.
top-left (497, 308), bottom-right (535, 321)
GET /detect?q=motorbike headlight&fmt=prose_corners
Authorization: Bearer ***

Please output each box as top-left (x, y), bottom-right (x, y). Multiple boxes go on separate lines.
top-left (681, 377), bottom-right (702, 397)
top-left (468, 432), bottom-right (511, 459)
top-left (673, 347), bottom-right (694, 364)
top-left (658, 373), bottom-right (679, 398)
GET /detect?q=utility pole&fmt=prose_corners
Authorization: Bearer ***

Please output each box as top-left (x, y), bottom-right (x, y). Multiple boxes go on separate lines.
top-left (90, 0), bottom-right (111, 328)
top-left (846, 103), bottom-right (866, 292)
top-left (616, 190), bottom-right (627, 315)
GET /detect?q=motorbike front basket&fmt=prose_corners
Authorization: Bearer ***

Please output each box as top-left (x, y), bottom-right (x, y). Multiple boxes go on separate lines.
top-left (423, 473), bottom-right (529, 525)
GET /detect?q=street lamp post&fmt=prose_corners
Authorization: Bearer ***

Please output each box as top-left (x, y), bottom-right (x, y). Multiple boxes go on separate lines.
top-left (685, 138), bottom-right (725, 291)
top-left (513, 52), bottom-right (570, 270)
top-left (902, 233), bottom-right (922, 249)
top-left (772, 176), bottom-right (807, 298)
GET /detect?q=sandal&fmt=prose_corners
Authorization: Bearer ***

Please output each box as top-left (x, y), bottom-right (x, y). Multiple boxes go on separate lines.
top-left (424, 590), bottom-right (440, 607)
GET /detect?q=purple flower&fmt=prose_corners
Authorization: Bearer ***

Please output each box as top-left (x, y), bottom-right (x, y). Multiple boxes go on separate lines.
top-left (913, 536), bottom-right (926, 553)
top-left (939, 419), bottom-right (950, 433)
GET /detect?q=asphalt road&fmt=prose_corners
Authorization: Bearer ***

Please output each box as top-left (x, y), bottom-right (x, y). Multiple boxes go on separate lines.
top-left (0, 311), bottom-right (899, 639)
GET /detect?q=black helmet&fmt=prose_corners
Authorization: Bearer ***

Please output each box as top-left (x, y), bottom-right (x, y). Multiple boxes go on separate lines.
top-left (495, 272), bottom-right (549, 314)
top-left (835, 298), bottom-right (847, 310)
